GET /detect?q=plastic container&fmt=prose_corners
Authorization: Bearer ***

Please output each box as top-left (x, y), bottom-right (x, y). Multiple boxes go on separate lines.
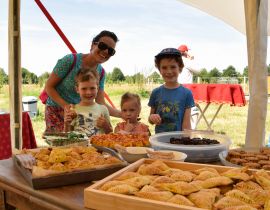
top-left (149, 131), bottom-right (231, 163)
top-left (22, 96), bottom-right (37, 118)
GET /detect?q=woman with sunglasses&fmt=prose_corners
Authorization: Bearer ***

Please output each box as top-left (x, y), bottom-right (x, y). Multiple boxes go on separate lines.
top-left (44, 30), bottom-right (121, 133)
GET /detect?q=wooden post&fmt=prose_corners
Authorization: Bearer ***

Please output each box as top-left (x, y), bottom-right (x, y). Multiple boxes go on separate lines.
top-left (8, 0), bottom-right (22, 149)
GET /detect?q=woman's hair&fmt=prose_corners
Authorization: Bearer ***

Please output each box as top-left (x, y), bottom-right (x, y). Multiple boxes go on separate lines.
top-left (120, 92), bottom-right (141, 110)
top-left (75, 68), bottom-right (100, 87)
top-left (92, 30), bottom-right (119, 43)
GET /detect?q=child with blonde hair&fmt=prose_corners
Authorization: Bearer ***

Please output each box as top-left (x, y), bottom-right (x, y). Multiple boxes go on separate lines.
top-left (114, 92), bottom-right (150, 136)
top-left (64, 69), bottom-right (112, 137)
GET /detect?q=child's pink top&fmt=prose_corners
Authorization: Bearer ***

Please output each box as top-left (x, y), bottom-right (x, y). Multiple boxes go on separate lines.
top-left (115, 122), bottom-right (149, 134)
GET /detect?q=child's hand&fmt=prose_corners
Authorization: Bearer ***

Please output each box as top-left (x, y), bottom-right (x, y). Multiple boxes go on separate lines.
top-left (64, 104), bottom-right (77, 123)
top-left (96, 114), bottom-right (112, 133)
top-left (149, 114), bottom-right (162, 125)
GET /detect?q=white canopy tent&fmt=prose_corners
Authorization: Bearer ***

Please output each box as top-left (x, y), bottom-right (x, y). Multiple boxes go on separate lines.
top-left (178, 0), bottom-right (268, 150)
top-left (8, 0), bottom-right (268, 150)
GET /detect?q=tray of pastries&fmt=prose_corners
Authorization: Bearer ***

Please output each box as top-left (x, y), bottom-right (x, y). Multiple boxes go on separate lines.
top-left (13, 146), bottom-right (127, 189)
top-left (85, 158), bottom-right (270, 210)
top-left (90, 133), bottom-right (150, 148)
top-left (220, 147), bottom-right (270, 170)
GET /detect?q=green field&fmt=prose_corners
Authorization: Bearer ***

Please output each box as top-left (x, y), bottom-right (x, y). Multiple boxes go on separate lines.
top-left (0, 84), bottom-right (269, 148)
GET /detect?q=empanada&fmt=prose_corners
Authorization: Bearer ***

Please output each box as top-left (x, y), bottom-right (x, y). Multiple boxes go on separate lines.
top-left (160, 181), bottom-right (201, 195)
top-left (115, 172), bottom-right (141, 181)
top-left (194, 170), bottom-right (219, 181)
top-left (100, 180), bottom-right (125, 191)
top-left (213, 197), bottom-right (248, 209)
top-left (225, 190), bottom-right (255, 206)
top-left (201, 176), bottom-right (233, 189)
top-left (107, 184), bottom-right (138, 194)
top-left (222, 168), bottom-right (250, 181)
top-left (188, 190), bottom-right (218, 209)
top-left (134, 191), bottom-right (173, 201)
top-left (123, 176), bottom-right (152, 188)
top-left (193, 167), bottom-right (219, 175)
top-left (235, 181), bottom-right (263, 193)
top-left (140, 185), bottom-right (159, 192)
top-left (170, 171), bottom-right (195, 182)
top-left (167, 194), bottom-right (195, 207)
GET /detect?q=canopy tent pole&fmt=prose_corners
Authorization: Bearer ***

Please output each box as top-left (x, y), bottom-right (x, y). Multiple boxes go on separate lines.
top-left (244, 0), bottom-right (268, 150)
top-left (8, 0), bottom-right (22, 149)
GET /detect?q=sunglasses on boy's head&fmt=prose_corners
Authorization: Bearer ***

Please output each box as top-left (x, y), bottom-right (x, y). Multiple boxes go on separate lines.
top-left (94, 41), bottom-right (116, 56)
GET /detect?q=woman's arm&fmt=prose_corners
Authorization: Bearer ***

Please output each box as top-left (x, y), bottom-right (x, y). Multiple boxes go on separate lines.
top-left (182, 108), bottom-right (192, 130)
top-left (96, 89), bottom-right (121, 118)
top-left (45, 72), bottom-right (68, 108)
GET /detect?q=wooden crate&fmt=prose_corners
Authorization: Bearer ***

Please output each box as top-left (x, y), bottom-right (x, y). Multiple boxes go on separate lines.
top-left (84, 159), bottom-right (240, 210)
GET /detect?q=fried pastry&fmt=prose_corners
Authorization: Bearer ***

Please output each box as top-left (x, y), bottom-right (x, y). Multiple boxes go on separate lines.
top-left (115, 172), bottom-right (141, 181)
top-left (140, 185), bottom-right (159, 192)
top-left (36, 160), bottom-right (51, 169)
top-left (188, 189), bottom-right (218, 209)
top-left (167, 194), bottom-right (195, 207)
top-left (242, 162), bottom-right (260, 169)
top-left (222, 205), bottom-right (257, 210)
top-left (222, 167), bottom-right (250, 181)
top-left (49, 162), bottom-right (67, 171)
top-left (123, 176), bottom-right (152, 188)
top-left (107, 184), bottom-right (138, 195)
top-left (201, 176), bottom-right (233, 189)
top-left (254, 173), bottom-right (270, 190)
top-left (159, 168), bottom-right (183, 176)
top-left (160, 181), bottom-right (201, 195)
top-left (150, 160), bottom-right (170, 171)
top-left (213, 197), bottom-right (248, 209)
top-left (194, 170), bottom-right (219, 181)
top-left (48, 149), bottom-right (67, 163)
top-left (245, 189), bottom-right (270, 207)
top-left (225, 190), bottom-right (255, 206)
top-left (100, 180), bottom-right (125, 191)
top-left (193, 167), bottom-right (219, 175)
top-left (235, 181), bottom-right (263, 193)
top-left (137, 164), bottom-right (163, 175)
top-left (134, 191), bottom-right (173, 202)
top-left (150, 176), bottom-right (175, 188)
top-left (264, 198), bottom-right (270, 210)
top-left (170, 170), bottom-right (195, 182)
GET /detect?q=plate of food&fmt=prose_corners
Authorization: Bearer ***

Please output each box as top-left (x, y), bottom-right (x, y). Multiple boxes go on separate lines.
top-left (44, 131), bottom-right (89, 147)
top-left (13, 145), bottom-right (128, 189)
top-left (219, 147), bottom-right (270, 170)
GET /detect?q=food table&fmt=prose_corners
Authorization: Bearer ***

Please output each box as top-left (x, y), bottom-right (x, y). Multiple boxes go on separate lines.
top-left (0, 112), bottom-right (37, 160)
top-left (0, 158), bottom-right (92, 210)
top-left (183, 84), bottom-right (246, 130)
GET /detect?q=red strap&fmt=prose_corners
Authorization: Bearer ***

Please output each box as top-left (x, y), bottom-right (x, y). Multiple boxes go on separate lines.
top-left (34, 0), bottom-right (77, 54)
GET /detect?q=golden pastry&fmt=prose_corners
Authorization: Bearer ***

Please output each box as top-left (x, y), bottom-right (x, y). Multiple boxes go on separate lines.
top-left (193, 167), bottom-right (219, 175)
top-left (115, 172), bottom-right (141, 181)
top-left (194, 170), bottom-right (219, 181)
top-left (140, 185), bottom-right (159, 192)
top-left (201, 176), bottom-right (233, 189)
top-left (222, 205), bottom-right (257, 210)
top-left (134, 191), bottom-right (173, 202)
top-left (167, 194), bottom-right (195, 207)
top-left (170, 170), bottom-right (195, 182)
top-left (222, 167), bottom-right (250, 181)
top-left (213, 197), bottom-right (248, 209)
top-left (123, 176), bottom-right (152, 189)
top-left (100, 180), bottom-right (125, 191)
top-left (107, 184), bottom-right (138, 195)
top-left (235, 181), bottom-right (263, 193)
top-left (188, 189), bottom-right (218, 209)
top-left (159, 181), bottom-right (201, 195)
top-left (150, 176), bottom-right (175, 188)
top-left (225, 190), bottom-right (255, 206)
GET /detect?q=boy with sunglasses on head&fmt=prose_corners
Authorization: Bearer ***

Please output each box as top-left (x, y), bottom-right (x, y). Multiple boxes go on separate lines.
top-left (64, 69), bottom-right (112, 137)
top-left (148, 48), bottom-right (195, 133)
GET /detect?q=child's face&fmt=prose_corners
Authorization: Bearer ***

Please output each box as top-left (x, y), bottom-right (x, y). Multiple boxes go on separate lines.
top-left (159, 58), bottom-right (182, 84)
top-left (121, 100), bottom-right (140, 123)
top-left (76, 79), bottom-right (98, 105)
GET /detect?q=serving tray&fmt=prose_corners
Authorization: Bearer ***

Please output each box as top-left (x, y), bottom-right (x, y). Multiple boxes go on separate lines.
top-left (13, 147), bottom-right (128, 189)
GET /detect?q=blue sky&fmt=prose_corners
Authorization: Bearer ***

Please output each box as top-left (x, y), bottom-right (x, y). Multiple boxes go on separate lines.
top-left (0, 0), bottom-right (268, 76)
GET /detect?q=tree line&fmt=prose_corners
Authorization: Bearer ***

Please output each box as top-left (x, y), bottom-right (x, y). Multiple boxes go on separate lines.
top-left (1, 65), bottom-right (270, 89)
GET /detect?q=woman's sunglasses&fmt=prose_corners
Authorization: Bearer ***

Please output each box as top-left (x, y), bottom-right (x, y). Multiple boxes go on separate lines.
top-left (94, 42), bottom-right (116, 56)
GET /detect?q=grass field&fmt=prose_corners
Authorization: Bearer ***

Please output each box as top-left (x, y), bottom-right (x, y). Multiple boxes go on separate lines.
top-left (0, 84), bottom-right (269, 148)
